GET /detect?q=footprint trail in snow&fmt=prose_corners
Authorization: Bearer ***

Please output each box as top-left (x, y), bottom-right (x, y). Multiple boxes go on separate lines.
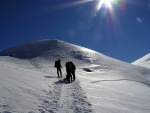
top-left (39, 79), bottom-right (93, 113)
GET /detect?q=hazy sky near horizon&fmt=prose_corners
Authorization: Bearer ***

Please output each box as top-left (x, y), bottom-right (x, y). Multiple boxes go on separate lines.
top-left (0, 0), bottom-right (150, 63)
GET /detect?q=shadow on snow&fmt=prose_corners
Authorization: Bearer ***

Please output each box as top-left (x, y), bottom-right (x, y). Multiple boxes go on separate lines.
top-left (91, 79), bottom-right (150, 88)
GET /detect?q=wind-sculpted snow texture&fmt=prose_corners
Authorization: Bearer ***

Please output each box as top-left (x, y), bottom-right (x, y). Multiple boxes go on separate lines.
top-left (0, 39), bottom-right (150, 113)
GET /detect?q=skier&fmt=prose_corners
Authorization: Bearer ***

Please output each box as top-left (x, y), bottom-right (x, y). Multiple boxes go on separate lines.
top-left (54, 59), bottom-right (62, 78)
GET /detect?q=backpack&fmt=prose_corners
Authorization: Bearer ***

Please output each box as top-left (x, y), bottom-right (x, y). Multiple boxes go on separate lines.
top-left (70, 62), bottom-right (76, 71)
top-left (66, 62), bottom-right (72, 71)
top-left (54, 61), bottom-right (58, 68)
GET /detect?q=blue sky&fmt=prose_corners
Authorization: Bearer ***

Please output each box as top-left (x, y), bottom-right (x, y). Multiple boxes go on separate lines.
top-left (0, 0), bottom-right (150, 63)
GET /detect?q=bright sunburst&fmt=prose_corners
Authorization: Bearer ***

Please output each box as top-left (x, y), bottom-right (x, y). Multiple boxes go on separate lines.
top-left (96, 0), bottom-right (114, 10)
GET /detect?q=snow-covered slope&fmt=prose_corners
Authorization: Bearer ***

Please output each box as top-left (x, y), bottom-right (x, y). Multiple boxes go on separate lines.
top-left (0, 39), bottom-right (126, 71)
top-left (132, 53), bottom-right (150, 68)
top-left (0, 39), bottom-right (150, 113)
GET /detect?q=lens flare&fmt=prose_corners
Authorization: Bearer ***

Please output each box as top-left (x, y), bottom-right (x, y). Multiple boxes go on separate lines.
top-left (96, 0), bottom-right (114, 10)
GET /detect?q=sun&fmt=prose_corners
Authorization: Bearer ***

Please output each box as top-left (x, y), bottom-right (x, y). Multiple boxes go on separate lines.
top-left (96, 0), bottom-right (113, 10)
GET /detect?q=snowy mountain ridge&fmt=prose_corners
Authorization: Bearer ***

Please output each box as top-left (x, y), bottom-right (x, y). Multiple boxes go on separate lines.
top-left (0, 39), bottom-right (127, 71)
top-left (0, 39), bottom-right (120, 63)
top-left (0, 39), bottom-right (150, 113)
top-left (132, 53), bottom-right (150, 68)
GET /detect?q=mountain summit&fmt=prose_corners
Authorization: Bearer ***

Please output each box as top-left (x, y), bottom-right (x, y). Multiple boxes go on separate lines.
top-left (0, 39), bottom-right (122, 65)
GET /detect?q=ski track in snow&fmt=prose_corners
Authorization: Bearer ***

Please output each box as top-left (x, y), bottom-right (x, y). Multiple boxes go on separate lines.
top-left (39, 79), bottom-right (93, 113)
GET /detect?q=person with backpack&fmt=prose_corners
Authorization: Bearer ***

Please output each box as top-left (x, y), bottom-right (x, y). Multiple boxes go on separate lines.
top-left (65, 61), bottom-right (72, 82)
top-left (65, 61), bottom-right (76, 82)
top-left (54, 59), bottom-right (62, 78)
top-left (70, 61), bottom-right (76, 81)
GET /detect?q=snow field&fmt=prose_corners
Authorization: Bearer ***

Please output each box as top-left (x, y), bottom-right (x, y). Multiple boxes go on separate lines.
top-left (0, 39), bottom-right (150, 113)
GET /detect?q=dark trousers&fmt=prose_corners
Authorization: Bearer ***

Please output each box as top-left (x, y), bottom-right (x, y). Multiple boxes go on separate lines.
top-left (72, 71), bottom-right (75, 81)
top-left (66, 70), bottom-right (72, 82)
top-left (57, 68), bottom-right (62, 77)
